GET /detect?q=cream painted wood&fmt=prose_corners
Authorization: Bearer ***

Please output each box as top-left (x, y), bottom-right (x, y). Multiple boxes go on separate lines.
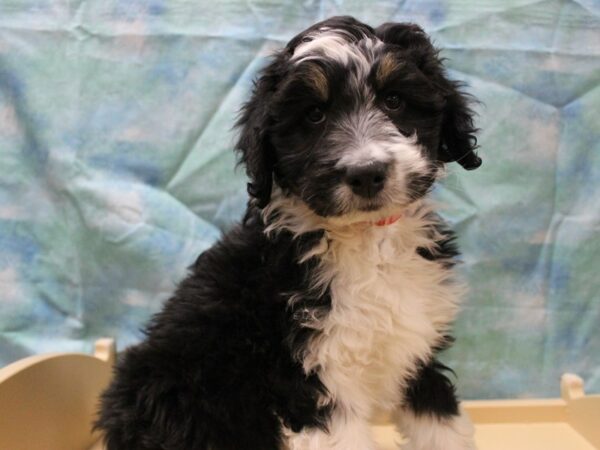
top-left (0, 339), bottom-right (115, 450)
top-left (0, 340), bottom-right (598, 450)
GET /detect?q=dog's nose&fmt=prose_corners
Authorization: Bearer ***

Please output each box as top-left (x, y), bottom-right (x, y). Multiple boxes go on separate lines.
top-left (344, 162), bottom-right (388, 198)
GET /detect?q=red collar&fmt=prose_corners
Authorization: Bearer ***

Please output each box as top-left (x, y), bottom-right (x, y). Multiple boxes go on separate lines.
top-left (371, 214), bottom-right (402, 227)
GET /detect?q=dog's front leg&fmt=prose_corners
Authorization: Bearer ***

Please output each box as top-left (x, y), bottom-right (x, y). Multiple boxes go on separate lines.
top-left (285, 407), bottom-right (377, 450)
top-left (396, 360), bottom-right (477, 450)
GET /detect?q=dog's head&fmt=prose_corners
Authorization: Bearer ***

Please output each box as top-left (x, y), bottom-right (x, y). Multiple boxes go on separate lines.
top-left (236, 16), bottom-right (481, 222)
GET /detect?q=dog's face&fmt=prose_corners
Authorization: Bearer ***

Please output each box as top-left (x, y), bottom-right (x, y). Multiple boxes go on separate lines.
top-left (237, 16), bottom-right (481, 221)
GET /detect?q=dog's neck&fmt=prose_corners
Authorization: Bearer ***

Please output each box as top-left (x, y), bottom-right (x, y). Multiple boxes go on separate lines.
top-left (261, 189), bottom-right (442, 263)
top-left (364, 214), bottom-right (403, 227)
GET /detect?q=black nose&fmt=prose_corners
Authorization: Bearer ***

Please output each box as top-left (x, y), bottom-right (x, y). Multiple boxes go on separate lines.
top-left (344, 162), bottom-right (388, 198)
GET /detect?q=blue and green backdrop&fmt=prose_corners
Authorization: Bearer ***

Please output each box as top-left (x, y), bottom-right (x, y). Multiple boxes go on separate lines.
top-left (0, 0), bottom-right (599, 399)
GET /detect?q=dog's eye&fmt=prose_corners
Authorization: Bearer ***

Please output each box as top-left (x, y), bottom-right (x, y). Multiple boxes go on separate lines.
top-left (383, 92), bottom-right (404, 111)
top-left (306, 106), bottom-right (325, 124)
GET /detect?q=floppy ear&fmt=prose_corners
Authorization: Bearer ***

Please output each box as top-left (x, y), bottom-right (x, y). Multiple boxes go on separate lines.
top-left (235, 54), bottom-right (286, 208)
top-left (375, 23), bottom-right (482, 170)
top-left (437, 81), bottom-right (482, 170)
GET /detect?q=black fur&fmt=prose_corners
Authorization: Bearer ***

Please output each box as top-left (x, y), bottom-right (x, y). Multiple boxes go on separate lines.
top-left (235, 53), bottom-right (284, 208)
top-left (405, 359), bottom-right (460, 418)
top-left (236, 16), bottom-right (481, 212)
top-left (410, 222), bottom-right (461, 419)
top-left (96, 209), bottom-right (332, 450)
top-left (96, 16), bottom-right (481, 449)
top-left (374, 22), bottom-right (481, 170)
top-left (416, 217), bottom-right (461, 269)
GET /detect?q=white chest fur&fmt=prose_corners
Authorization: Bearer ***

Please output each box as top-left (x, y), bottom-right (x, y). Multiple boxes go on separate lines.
top-left (301, 215), bottom-right (463, 419)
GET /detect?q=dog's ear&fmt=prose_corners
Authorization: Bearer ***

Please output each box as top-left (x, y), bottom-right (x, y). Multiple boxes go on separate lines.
top-left (375, 23), bottom-right (482, 170)
top-left (437, 80), bottom-right (482, 170)
top-left (235, 53), bottom-right (286, 208)
top-left (375, 22), bottom-right (432, 54)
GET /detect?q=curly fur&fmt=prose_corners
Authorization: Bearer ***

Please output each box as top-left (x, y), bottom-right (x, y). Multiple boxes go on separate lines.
top-left (95, 16), bottom-right (482, 450)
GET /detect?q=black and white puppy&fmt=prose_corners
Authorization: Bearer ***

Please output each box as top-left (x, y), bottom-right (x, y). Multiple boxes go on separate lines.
top-left (96, 16), bottom-right (482, 450)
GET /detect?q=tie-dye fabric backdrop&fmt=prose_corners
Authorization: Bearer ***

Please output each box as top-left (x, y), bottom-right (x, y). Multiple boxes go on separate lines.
top-left (0, 0), bottom-right (599, 400)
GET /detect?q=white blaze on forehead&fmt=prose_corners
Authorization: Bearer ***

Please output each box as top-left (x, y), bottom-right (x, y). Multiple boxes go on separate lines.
top-left (292, 28), bottom-right (380, 67)
top-left (293, 31), bottom-right (354, 65)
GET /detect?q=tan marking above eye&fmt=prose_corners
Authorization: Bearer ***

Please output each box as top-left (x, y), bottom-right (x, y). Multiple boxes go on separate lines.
top-left (305, 65), bottom-right (329, 100)
top-left (376, 53), bottom-right (401, 86)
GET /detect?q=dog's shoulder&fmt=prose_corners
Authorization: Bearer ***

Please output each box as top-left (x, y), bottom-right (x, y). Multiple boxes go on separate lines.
top-left (415, 213), bottom-right (460, 267)
top-left (145, 206), bottom-right (325, 343)
top-left (190, 206), bottom-right (324, 287)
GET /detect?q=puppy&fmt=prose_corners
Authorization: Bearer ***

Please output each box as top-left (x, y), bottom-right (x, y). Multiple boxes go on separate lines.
top-left (96, 16), bottom-right (482, 450)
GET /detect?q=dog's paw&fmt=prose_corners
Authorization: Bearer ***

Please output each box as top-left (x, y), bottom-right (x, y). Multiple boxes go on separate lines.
top-left (402, 442), bottom-right (476, 450)
top-left (401, 437), bottom-right (476, 450)
top-left (399, 409), bottom-right (477, 450)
